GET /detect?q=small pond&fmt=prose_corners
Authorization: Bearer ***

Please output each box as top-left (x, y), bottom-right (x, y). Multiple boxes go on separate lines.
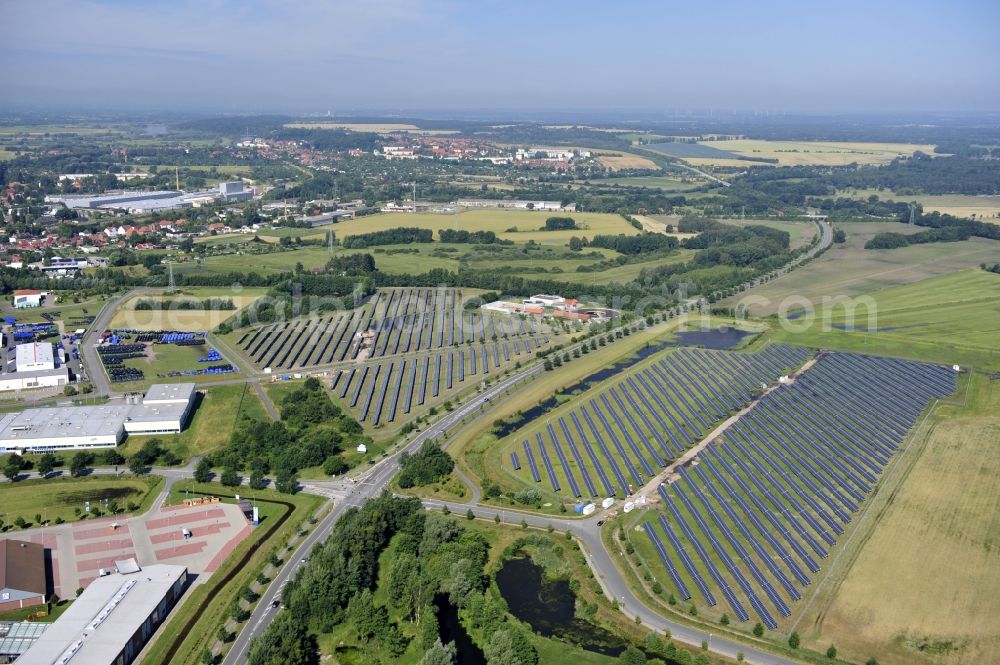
top-left (493, 339), bottom-right (674, 438)
top-left (674, 326), bottom-right (753, 349)
top-left (495, 556), bottom-right (629, 657)
top-left (434, 594), bottom-right (486, 665)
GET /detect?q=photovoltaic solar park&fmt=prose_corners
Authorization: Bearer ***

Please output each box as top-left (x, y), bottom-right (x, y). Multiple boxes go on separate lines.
top-left (506, 344), bottom-right (956, 630)
top-left (507, 344), bottom-right (813, 497)
top-left (232, 288), bottom-right (564, 426)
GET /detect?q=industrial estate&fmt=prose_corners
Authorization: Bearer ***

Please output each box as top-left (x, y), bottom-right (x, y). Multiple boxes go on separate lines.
top-left (0, 8), bottom-right (998, 665)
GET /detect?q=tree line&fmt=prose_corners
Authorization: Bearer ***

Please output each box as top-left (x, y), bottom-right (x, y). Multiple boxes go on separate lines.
top-left (438, 229), bottom-right (511, 245)
top-left (342, 227), bottom-right (434, 249)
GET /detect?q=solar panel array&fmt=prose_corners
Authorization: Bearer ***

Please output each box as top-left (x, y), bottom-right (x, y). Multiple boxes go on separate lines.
top-left (643, 352), bottom-right (955, 628)
top-left (235, 287), bottom-right (551, 371)
top-left (512, 344), bottom-right (813, 498)
top-left (330, 341), bottom-right (540, 426)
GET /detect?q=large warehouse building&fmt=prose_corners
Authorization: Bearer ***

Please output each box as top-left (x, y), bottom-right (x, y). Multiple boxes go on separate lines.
top-left (0, 383), bottom-right (196, 454)
top-left (17, 562), bottom-right (187, 665)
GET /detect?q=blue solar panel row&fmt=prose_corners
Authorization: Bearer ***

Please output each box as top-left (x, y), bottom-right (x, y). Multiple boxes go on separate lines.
top-left (639, 351), bottom-right (953, 628)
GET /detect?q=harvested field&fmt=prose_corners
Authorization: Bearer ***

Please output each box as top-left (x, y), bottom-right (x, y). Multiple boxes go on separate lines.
top-left (799, 372), bottom-right (1000, 665)
top-left (283, 122), bottom-right (458, 134)
top-left (596, 153), bottom-right (659, 170)
top-left (691, 140), bottom-right (939, 166)
top-left (839, 188), bottom-right (1000, 222)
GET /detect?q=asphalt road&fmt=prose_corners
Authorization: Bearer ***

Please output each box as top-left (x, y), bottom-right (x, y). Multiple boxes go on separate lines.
top-left (221, 363), bottom-right (546, 665)
top-left (56, 228), bottom-right (834, 664)
top-left (417, 499), bottom-right (796, 665)
top-left (78, 288), bottom-right (149, 396)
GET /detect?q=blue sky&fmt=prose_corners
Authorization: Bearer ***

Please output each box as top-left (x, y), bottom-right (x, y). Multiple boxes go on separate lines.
top-left (2, 0), bottom-right (998, 113)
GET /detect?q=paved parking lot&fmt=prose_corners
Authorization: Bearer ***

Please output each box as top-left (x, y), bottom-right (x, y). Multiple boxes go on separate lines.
top-left (1, 500), bottom-right (251, 598)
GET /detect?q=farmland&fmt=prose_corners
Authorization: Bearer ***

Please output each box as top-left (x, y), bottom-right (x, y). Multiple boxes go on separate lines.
top-left (108, 287), bottom-right (267, 332)
top-left (585, 175), bottom-right (703, 190)
top-left (325, 209), bottom-right (640, 243)
top-left (838, 188), bottom-right (1000, 222)
top-left (797, 372), bottom-right (1000, 665)
top-left (594, 153), bottom-right (660, 170)
top-left (649, 140), bottom-right (938, 167)
top-left (725, 222), bottom-right (1000, 316)
top-left (717, 217), bottom-right (818, 250)
top-left (769, 268), bottom-right (1000, 372)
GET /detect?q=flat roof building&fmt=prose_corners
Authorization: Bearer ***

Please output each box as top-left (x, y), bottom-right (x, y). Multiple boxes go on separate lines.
top-left (12, 290), bottom-right (43, 309)
top-left (17, 563), bottom-right (187, 665)
top-left (15, 343), bottom-right (56, 373)
top-left (0, 540), bottom-right (47, 614)
top-left (0, 384), bottom-right (197, 453)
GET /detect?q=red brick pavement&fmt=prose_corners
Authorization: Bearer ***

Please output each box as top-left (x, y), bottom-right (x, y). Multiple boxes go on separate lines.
top-left (73, 523), bottom-right (131, 540)
top-left (74, 538), bottom-right (134, 556)
top-left (205, 524), bottom-right (252, 573)
top-left (76, 553), bottom-right (136, 573)
top-left (145, 507), bottom-right (225, 530)
top-left (148, 523), bottom-right (224, 544)
top-left (154, 541), bottom-right (205, 560)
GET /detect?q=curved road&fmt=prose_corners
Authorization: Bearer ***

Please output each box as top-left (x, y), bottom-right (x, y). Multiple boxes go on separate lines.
top-left (221, 363), bottom-right (548, 665)
top-left (220, 221), bottom-right (834, 665)
top-left (59, 223), bottom-right (832, 664)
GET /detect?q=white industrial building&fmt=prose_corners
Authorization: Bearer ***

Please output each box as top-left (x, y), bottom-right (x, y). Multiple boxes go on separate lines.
top-left (17, 562), bottom-right (188, 665)
top-left (0, 383), bottom-right (196, 453)
top-left (11, 290), bottom-right (43, 309)
top-left (0, 342), bottom-right (71, 392)
top-left (15, 342), bottom-right (56, 372)
top-left (523, 294), bottom-right (566, 307)
top-left (45, 182), bottom-right (254, 213)
top-left (455, 198), bottom-right (576, 212)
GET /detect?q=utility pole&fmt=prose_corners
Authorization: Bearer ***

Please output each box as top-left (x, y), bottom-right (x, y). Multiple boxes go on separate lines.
top-left (412, 182), bottom-right (416, 212)
top-left (175, 167), bottom-right (180, 191)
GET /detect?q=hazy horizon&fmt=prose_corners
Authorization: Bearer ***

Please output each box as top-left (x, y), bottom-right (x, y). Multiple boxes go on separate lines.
top-left (2, 0), bottom-right (998, 114)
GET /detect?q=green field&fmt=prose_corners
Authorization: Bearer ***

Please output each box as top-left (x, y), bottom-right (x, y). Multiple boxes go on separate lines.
top-left (586, 175), bottom-right (701, 190)
top-left (326, 209), bottom-right (639, 245)
top-left (770, 268), bottom-right (1000, 371)
top-left (124, 382), bottom-right (267, 458)
top-left (0, 475), bottom-right (162, 528)
top-left (102, 339), bottom-right (240, 391)
top-left (727, 222), bottom-right (1000, 316)
top-left (174, 246), bottom-right (334, 276)
top-left (717, 217), bottom-right (818, 250)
